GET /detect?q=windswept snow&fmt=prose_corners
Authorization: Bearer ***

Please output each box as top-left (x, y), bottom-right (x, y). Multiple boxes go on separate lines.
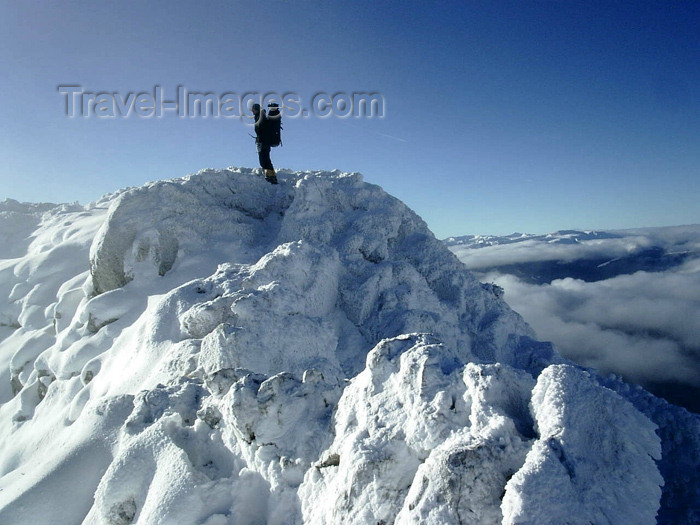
top-left (0, 168), bottom-right (697, 524)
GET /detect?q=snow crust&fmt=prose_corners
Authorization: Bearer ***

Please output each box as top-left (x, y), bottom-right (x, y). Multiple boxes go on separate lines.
top-left (0, 168), bottom-right (696, 524)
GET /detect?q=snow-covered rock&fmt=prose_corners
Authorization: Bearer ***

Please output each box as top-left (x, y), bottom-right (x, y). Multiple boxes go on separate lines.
top-left (502, 364), bottom-right (662, 524)
top-left (0, 168), bottom-right (697, 524)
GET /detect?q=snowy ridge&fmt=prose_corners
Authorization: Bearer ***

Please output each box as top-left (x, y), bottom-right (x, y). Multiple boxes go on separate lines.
top-left (0, 168), bottom-right (697, 524)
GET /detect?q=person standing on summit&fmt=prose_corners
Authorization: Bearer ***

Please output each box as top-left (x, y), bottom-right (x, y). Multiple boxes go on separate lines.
top-left (251, 103), bottom-right (282, 185)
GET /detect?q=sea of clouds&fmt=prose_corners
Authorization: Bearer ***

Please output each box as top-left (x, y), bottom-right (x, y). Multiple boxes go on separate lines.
top-left (447, 226), bottom-right (700, 413)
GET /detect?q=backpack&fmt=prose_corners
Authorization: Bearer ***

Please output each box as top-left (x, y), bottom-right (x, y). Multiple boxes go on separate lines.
top-left (265, 103), bottom-right (282, 147)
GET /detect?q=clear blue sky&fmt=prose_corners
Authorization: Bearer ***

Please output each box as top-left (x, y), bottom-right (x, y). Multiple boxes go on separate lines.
top-left (1, 1), bottom-right (698, 238)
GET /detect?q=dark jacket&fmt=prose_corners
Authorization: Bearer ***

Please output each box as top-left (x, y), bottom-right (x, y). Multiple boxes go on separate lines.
top-left (254, 110), bottom-right (270, 146)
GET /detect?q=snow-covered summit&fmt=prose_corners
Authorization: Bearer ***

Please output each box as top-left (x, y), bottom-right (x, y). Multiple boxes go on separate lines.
top-left (0, 168), bottom-right (697, 524)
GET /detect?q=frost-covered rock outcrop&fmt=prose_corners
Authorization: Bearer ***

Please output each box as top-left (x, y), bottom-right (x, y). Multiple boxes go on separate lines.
top-left (0, 168), bottom-right (697, 524)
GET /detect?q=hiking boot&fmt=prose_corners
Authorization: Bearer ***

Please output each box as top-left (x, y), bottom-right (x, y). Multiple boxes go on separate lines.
top-left (264, 169), bottom-right (278, 185)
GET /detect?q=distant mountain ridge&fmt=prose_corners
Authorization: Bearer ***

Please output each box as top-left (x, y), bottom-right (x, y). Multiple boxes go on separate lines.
top-left (445, 226), bottom-right (700, 284)
top-left (444, 229), bottom-right (621, 248)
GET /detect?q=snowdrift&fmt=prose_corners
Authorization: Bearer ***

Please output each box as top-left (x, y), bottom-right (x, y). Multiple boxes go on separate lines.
top-left (0, 168), bottom-right (697, 524)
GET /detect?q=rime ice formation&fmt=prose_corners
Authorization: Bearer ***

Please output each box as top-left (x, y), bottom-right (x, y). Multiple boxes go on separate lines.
top-left (0, 168), bottom-right (697, 524)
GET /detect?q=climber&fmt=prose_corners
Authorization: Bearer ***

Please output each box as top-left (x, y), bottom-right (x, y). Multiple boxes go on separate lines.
top-left (252, 103), bottom-right (279, 185)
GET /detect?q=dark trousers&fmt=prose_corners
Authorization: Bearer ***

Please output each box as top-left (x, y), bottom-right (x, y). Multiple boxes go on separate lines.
top-left (257, 142), bottom-right (274, 170)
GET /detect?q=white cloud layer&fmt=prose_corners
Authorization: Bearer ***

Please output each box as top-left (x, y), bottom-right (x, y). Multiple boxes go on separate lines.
top-left (483, 264), bottom-right (700, 387)
top-left (449, 226), bottom-right (700, 411)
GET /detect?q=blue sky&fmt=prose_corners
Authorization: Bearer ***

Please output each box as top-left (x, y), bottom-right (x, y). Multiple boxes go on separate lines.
top-left (1, 1), bottom-right (698, 238)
